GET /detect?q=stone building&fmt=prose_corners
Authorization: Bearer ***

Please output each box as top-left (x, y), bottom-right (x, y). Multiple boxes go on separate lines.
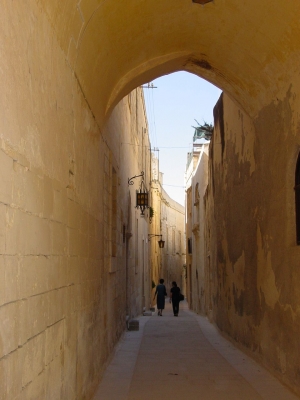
top-left (150, 155), bottom-right (186, 299)
top-left (0, 77), bottom-right (152, 398)
top-left (204, 91), bottom-right (300, 393)
top-left (185, 141), bottom-right (209, 314)
top-left (187, 90), bottom-right (300, 395)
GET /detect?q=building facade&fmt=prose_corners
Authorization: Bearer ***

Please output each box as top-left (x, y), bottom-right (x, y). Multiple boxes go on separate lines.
top-left (185, 142), bottom-right (210, 314)
top-left (150, 155), bottom-right (186, 300)
top-left (0, 82), bottom-right (152, 399)
top-left (189, 92), bottom-right (300, 395)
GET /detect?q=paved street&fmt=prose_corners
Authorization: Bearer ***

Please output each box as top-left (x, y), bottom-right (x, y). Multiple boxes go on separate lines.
top-left (93, 302), bottom-right (299, 400)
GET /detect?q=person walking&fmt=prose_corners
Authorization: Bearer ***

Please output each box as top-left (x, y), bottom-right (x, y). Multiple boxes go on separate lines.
top-left (170, 281), bottom-right (181, 316)
top-left (153, 279), bottom-right (167, 316)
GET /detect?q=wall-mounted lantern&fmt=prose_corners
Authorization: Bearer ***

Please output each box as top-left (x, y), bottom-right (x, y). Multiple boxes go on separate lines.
top-left (128, 171), bottom-right (149, 215)
top-left (136, 180), bottom-right (149, 216)
top-left (148, 234), bottom-right (165, 249)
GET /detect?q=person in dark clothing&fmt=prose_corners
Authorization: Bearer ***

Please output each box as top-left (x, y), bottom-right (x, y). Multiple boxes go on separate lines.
top-left (154, 278), bottom-right (167, 316)
top-left (170, 281), bottom-right (181, 316)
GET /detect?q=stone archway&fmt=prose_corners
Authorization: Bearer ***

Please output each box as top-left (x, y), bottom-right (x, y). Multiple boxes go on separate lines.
top-left (36, 1), bottom-right (300, 395)
top-left (2, 1), bottom-right (300, 398)
top-left (39, 0), bottom-right (300, 125)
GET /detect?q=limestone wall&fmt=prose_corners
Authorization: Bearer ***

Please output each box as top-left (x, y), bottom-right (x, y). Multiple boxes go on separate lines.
top-left (185, 144), bottom-right (210, 315)
top-left (206, 92), bottom-right (300, 394)
top-left (0, 1), bottom-right (150, 398)
top-left (160, 188), bottom-right (185, 293)
top-left (150, 170), bottom-right (186, 298)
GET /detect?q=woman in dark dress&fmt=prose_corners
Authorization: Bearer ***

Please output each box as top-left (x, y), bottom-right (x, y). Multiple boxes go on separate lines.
top-left (170, 281), bottom-right (181, 316)
top-left (154, 278), bottom-right (167, 316)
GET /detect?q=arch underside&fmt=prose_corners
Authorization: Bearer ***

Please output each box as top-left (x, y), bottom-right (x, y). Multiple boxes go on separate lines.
top-left (39, 0), bottom-right (300, 124)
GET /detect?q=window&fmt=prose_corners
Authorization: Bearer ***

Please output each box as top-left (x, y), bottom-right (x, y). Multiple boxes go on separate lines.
top-left (123, 224), bottom-right (126, 244)
top-left (295, 153), bottom-right (300, 244)
top-left (194, 182), bottom-right (200, 205)
top-left (172, 229), bottom-right (175, 254)
top-left (112, 168), bottom-right (117, 256)
top-left (166, 227), bottom-right (169, 253)
top-left (135, 218), bottom-right (139, 273)
top-left (178, 232), bottom-right (181, 254)
top-left (127, 93), bottom-right (131, 110)
top-left (188, 237), bottom-right (192, 254)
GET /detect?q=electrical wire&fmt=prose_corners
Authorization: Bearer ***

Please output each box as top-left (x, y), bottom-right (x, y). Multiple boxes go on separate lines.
top-left (121, 142), bottom-right (191, 149)
top-left (162, 184), bottom-right (185, 188)
top-left (151, 84), bottom-right (159, 149)
top-left (144, 85), bottom-right (157, 150)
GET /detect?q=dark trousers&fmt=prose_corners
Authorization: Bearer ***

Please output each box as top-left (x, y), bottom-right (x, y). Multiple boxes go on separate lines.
top-left (172, 299), bottom-right (180, 315)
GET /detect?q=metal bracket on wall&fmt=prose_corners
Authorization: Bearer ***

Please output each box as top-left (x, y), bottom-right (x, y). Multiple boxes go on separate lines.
top-left (128, 171), bottom-right (144, 186)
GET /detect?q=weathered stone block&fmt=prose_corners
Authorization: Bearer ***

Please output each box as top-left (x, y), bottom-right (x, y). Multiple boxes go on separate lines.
top-left (78, 232), bottom-right (88, 258)
top-left (30, 215), bottom-right (51, 256)
top-left (47, 287), bottom-right (67, 327)
top-left (23, 169), bottom-right (44, 215)
top-left (47, 256), bottom-right (62, 291)
top-left (43, 175), bottom-right (54, 219)
top-left (87, 214), bottom-right (95, 238)
top-left (67, 256), bottom-right (80, 286)
top-left (65, 284), bottom-right (77, 315)
top-left (19, 299), bottom-right (29, 346)
top-left (5, 208), bottom-right (26, 255)
top-left (0, 150), bottom-right (13, 205)
top-left (45, 320), bottom-right (64, 366)
top-left (0, 354), bottom-right (7, 400)
top-left (0, 204), bottom-right (6, 255)
top-left (12, 162), bottom-right (26, 209)
top-left (59, 256), bottom-right (68, 289)
top-left (53, 188), bottom-right (68, 225)
top-left (5, 346), bottom-right (23, 399)
top-left (20, 256), bottom-right (49, 298)
top-left (24, 213), bottom-right (40, 255)
top-left (0, 301), bottom-right (20, 358)
top-left (67, 227), bottom-right (77, 257)
top-left (22, 332), bottom-right (46, 388)
top-left (21, 368), bottom-right (46, 400)
top-left (88, 235), bottom-right (97, 259)
top-left (45, 355), bottom-right (63, 400)
top-left (4, 255), bottom-right (20, 304)
top-left (27, 293), bottom-right (48, 338)
top-left (80, 210), bottom-right (89, 236)
top-left (51, 221), bottom-right (67, 255)
top-left (128, 319), bottom-right (139, 331)
top-left (67, 199), bottom-right (81, 230)
top-left (0, 256), bottom-right (5, 307)
top-left (143, 311), bottom-right (152, 316)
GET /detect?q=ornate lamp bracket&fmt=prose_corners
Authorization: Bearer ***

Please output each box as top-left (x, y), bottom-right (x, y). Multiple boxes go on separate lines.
top-left (148, 234), bottom-right (165, 248)
top-left (128, 171), bottom-right (144, 186)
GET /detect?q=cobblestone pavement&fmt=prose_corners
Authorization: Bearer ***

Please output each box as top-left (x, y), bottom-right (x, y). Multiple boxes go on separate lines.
top-left (93, 301), bottom-right (299, 400)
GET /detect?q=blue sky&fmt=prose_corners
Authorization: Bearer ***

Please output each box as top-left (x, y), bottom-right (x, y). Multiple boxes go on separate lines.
top-left (144, 71), bottom-right (222, 206)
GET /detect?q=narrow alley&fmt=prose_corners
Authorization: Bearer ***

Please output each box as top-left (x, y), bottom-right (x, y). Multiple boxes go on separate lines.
top-left (93, 302), bottom-right (298, 400)
top-left (2, 2), bottom-right (300, 399)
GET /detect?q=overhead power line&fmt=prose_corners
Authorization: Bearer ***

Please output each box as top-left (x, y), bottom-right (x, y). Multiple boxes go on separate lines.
top-left (121, 143), bottom-right (191, 149)
top-left (141, 83), bottom-right (157, 89)
top-left (162, 184), bottom-right (185, 188)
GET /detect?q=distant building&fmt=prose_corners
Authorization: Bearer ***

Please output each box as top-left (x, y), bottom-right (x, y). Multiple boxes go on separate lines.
top-left (185, 141), bottom-right (210, 314)
top-left (150, 154), bottom-right (186, 299)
